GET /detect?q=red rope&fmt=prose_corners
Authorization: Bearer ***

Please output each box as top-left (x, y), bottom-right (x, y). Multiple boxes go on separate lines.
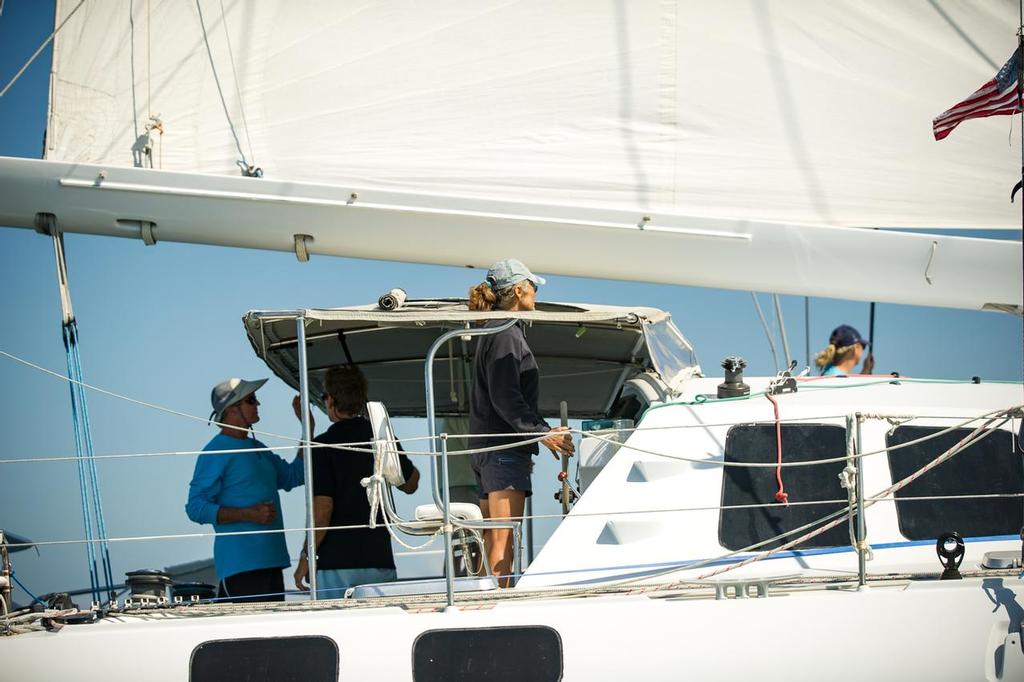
top-left (765, 393), bottom-right (788, 505)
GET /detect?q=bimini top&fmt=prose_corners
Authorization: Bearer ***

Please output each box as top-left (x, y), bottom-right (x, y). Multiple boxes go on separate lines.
top-left (242, 299), bottom-right (698, 418)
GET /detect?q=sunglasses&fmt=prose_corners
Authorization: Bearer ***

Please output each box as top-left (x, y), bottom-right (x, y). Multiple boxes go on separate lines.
top-left (241, 395), bottom-right (259, 405)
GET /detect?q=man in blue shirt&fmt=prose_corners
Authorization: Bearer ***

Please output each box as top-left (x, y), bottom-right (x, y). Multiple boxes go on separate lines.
top-left (186, 377), bottom-right (307, 602)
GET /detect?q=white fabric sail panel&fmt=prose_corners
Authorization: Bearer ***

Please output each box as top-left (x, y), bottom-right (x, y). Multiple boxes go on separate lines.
top-left (46, 0), bottom-right (1020, 229)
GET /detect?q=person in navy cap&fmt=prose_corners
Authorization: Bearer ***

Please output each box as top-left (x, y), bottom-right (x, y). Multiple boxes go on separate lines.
top-left (468, 258), bottom-right (574, 585)
top-left (815, 325), bottom-right (874, 376)
top-left (186, 378), bottom-right (308, 602)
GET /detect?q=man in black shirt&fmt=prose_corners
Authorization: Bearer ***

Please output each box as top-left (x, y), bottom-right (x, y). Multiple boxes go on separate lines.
top-left (293, 366), bottom-right (419, 597)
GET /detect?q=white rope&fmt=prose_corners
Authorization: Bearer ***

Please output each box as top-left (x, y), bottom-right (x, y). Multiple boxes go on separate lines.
top-left (4, 521), bottom-right (381, 549)
top-left (0, 444), bottom-right (301, 465)
top-left (581, 406), bottom-right (1020, 468)
top-left (361, 442), bottom-right (442, 551)
top-left (2, 608), bottom-right (78, 635)
top-left (3, 347), bottom-right (1018, 465)
top-left (10, 491), bottom-right (1021, 552)
top-left (0, 405), bottom-right (1014, 467)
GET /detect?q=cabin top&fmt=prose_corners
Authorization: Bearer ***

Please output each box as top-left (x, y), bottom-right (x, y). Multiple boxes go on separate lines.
top-left (243, 299), bottom-right (699, 418)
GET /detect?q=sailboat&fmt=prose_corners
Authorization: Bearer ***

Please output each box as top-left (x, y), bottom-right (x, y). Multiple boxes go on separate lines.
top-left (2, 1), bottom-right (1024, 680)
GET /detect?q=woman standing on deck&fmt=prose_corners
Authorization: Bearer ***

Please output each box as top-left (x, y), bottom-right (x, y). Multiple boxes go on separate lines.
top-left (468, 258), bottom-right (574, 585)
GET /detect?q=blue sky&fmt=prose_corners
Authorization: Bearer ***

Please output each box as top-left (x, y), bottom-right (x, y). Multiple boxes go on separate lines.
top-left (1, 1), bottom-right (1021, 603)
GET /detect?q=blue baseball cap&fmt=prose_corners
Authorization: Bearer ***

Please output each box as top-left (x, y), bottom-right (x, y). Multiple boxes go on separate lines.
top-left (486, 258), bottom-right (546, 290)
top-left (829, 324), bottom-right (869, 349)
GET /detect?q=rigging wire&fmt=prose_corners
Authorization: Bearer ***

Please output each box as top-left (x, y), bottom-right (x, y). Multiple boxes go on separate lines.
top-left (804, 296), bottom-right (810, 368)
top-left (772, 293), bottom-right (793, 368)
top-left (9, 492), bottom-right (1021, 552)
top-left (218, 0), bottom-right (256, 169)
top-left (0, 0), bottom-right (86, 99)
top-left (751, 292), bottom-right (780, 372)
top-left (1017, 0), bottom-right (1024, 542)
top-left (194, 0), bottom-right (256, 176)
top-left (0, 343), bottom-right (1018, 467)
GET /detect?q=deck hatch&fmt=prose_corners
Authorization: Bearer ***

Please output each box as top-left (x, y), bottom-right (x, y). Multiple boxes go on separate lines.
top-left (190, 635), bottom-right (338, 681)
top-left (412, 626), bottom-right (562, 681)
top-left (719, 423), bottom-right (850, 551)
top-left (887, 426), bottom-right (1021, 540)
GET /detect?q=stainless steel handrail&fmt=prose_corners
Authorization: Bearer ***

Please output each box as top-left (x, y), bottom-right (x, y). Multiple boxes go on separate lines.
top-left (424, 319), bottom-right (520, 605)
top-left (297, 316), bottom-right (318, 600)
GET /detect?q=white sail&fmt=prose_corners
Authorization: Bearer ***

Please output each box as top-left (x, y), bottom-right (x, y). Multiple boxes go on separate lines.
top-left (1, 0), bottom-right (1019, 310)
top-left (42, 0), bottom-right (1023, 229)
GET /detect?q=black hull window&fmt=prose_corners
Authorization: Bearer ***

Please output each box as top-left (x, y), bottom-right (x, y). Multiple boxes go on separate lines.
top-left (887, 426), bottom-right (1021, 541)
top-left (413, 626), bottom-right (562, 682)
top-left (190, 636), bottom-right (338, 681)
top-left (720, 423), bottom-right (850, 551)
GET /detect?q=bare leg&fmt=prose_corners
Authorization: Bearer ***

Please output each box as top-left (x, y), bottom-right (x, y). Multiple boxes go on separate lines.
top-left (486, 490), bottom-right (525, 587)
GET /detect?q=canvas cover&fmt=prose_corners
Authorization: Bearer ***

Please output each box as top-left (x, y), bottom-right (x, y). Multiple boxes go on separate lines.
top-left (243, 300), bottom-right (693, 418)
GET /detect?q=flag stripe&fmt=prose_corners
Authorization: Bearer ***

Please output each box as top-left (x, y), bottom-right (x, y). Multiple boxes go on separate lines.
top-left (935, 89), bottom-right (1020, 130)
top-left (933, 46), bottom-right (1022, 141)
top-left (935, 84), bottom-right (1018, 123)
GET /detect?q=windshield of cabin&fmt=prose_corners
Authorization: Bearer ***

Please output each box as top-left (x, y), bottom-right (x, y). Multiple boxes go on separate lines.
top-left (644, 320), bottom-right (697, 388)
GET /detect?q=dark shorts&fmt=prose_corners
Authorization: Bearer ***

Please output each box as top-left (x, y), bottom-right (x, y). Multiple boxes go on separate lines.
top-left (217, 567), bottom-right (285, 603)
top-left (471, 451), bottom-right (533, 498)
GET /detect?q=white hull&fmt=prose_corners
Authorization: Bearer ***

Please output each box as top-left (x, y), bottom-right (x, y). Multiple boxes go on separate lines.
top-left (3, 574), bottom-right (1023, 681)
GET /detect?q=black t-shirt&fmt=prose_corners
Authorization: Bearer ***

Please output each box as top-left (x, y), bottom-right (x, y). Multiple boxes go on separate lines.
top-left (469, 320), bottom-right (550, 455)
top-left (311, 417), bottom-right (415, 570)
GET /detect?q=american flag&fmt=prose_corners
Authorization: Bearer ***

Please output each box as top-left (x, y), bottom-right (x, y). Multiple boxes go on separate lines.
top-left (933, 46), bottom-right (1022, 141)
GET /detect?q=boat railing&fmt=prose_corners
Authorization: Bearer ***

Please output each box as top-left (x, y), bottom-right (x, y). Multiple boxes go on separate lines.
top-left (1, 342), bottom-right (1022, 617)
top-left (422, 319), bottom-right (520, 606)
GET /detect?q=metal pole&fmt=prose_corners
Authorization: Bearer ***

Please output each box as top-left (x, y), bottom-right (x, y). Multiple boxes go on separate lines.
top-left (424, 319), bottom-right (520, 584)
top-left (751, 293), bottom-right (780, 373)
top-left (560, 401), bottom-right (570, 515)
top-left (772, 294), bottom-right (792, 369)
top-left (513, 525), bottom-right (522, 579)
top-left (296, 316), bottom-right (317, 600)
top-left (804, 296), bottom-right (810, 368)
top-left (854, 413), bottom-right (867, 588)
top-left (440, 434), bottom-right (456, 606)
top-left (525, 497), bottom-right (534, 565)
top-left (1, 533), bottom-right (11, 615)
top-left (424, 319), bottom-right (517, 510)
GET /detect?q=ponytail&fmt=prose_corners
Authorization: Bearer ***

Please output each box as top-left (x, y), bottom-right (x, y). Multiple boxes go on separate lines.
top-left (815, 343), bottom-right (856, 369)
top-left (469, 281), bottom-right (520, 311)
top-left (814, 344), bottom-right (836, 369)
top-left (469, 282), bottom-right (497, 311)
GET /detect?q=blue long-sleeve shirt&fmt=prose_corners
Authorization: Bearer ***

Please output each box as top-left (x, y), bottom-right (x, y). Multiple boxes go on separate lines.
top-left (185, 433), bottom-right (304, 580)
